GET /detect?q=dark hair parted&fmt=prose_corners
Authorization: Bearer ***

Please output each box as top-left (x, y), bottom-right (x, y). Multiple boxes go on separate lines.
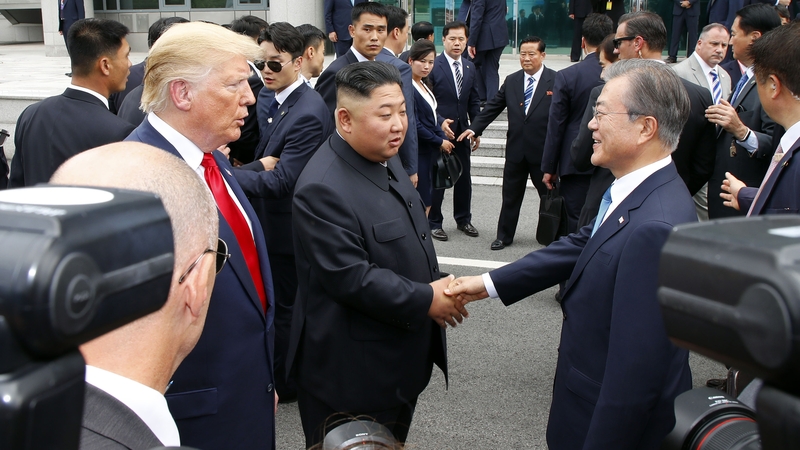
top-left (598, 33), bottom-right (619, 64)
top-left (231, 15), bottom-right (268, 40)
top-left (352, 2), bottom-right (387, 24)
top-left (261, 22), bottom-right (305, 59)
top-left (147, 17), bottom-right (188, 49)
top-left (296, 24), bottom-right (326, 50)
top-left (443, 20), bottom-right (468, 38)
top-left (519, 35), bottom-right (545, 52)
top-left (582, 13), bottom-right (614, 47)
top-left (385, 5), bottom-right (409, 32)
top-left (67, 18), bottom-right (129, 77)
top-left (736, 3), bottom-right (781, 35)
top-left (752, 20), bottom-right (800, 97)
top-left (335, 61), bottom-right (403, 102)
top-left (408, 39), bottom-right (436, 62)
top-left (618, 11), bottom-right (667, 53)
top-left (411, 21), bottom-right (434, 41)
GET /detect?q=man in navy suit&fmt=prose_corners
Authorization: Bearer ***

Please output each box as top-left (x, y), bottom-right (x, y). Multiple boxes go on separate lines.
top-left (428, 21), bottom-right (482, 241)
top-left (58, 0), bottom-right (84, 61)
top-left (125, 22), bottom-right (277, 450)
top-left (542, 13), bottom-right (612, 233)
top-left (325, 0), bottom-right (367, 57)
top-left (233, 22), bottom-right (333, 405)
top-left (707, 4), bottom-right (780, 219)
top-left (458, 36), bottom-right (555, 251)
top-left (568, 0), bottom-right (595, 62)
top-left (667, 0), bottom-right (700, 64)
top-left (10, 18), bottom-right (134, 188)
top-left (458, 0), bottom-right (508, 102)
top-left (448, 60), bottom-right (697, 450)
top-left (721, 20), bottom-right (800, 216)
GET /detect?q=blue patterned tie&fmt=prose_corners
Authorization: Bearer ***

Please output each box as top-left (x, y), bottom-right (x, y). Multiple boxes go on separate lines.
top-left (710, 70), bottom-right (722, 105)
top-left (523, 76), bottom-right (534, 113)
top-left (731, 72), bottom-right (749, 105)
top-left (454, 61), bottom-right (462, 98)
top-left (591, 186), bottom-right (613, 237)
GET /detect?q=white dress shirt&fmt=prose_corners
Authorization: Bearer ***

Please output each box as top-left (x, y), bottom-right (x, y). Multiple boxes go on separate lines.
top-left (275, 76), bottom-right (304, 105)
top-left (85, 365), bottom-right (180, 446)
top-left (692, 52), bottom-right (719, 95)
top-left (733, 66), bottom-right (759, 153)
top-left (68, 85), bottom-right (109, 109)
top-left (443, 52), bottom-right (464, 97)
top-left (350, 46), bottom-right (370, 62)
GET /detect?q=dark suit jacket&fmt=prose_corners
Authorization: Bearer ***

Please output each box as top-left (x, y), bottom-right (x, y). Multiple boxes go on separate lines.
top-left (117, 84), bottom-right (146, 126)
top-left (427, 53), bottom-right (481, 134)
top-left (9, 88), bottom-right (135, 188)
top-left (288, 133), bottom-right (446, 412)
top-left (324, 0), bottom-right (366, 37)
top-left (414, 86), bottom-right (447, 155)
top-left (707, 0), bottom-right (736, 28)
top-left (738, 134), bottom-right (800, 215)
top-left (315, 49), bottom-right (358, 117)
top-left (673, 0), bottom-right (700, 16)
top-left (542, 52), bottom-right (602, 177)
top-left (125, 119), bottom-right (276, 450)
top-left (708, 72), bottom-right (777, 218)
top-left (234, 83), bottom-right (333, 256)
top-left (377, 48), bottom-right (420, 175)
top-left (80, 384), bottom-right (163, 450)
top-left (458, 0), bottom-right (509, 51)
top-left (109, 61), bottom-right (145, 115)
top-left (570, 0), bottom-right (594, 18)
top-left (490, 163), bottom-right (695, 450)
top-left (721, 59), bottom-right (744, 88)
top-left (58, 0), bottom-right (84, 33)
top-left (469, 67), bottom-right (555, 164)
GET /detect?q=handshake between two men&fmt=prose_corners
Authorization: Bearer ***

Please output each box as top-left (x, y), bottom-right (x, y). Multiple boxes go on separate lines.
top-left (428, 274), bottom-right (488, 329)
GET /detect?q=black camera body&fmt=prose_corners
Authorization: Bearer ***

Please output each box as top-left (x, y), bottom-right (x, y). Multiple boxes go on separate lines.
top-left (658, 215), bottom-right (800, 450)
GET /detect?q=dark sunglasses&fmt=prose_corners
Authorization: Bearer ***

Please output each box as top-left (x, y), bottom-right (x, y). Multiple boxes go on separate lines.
top-left (179, 238), bottom-right (231, 283)
top-left (253, 59), bottom-right (293, 73)
top-left (613, 36), bottom-right (636, 48)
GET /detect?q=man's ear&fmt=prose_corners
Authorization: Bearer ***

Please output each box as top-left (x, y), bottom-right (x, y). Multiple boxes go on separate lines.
top-left (337, 107), bottom-right (353, 133)
top-left (170, 80), bottom-right (193, 112)
top-left (305, 46), bottom-right (314, 60)
top-left (98, 56), bottom-right (112, 76)
top-left (768, 74), bottom-right (782, 100)
top-left (349, 24), bottom-right (356, 39)
top-left (180, 253), bottom-right (215, 320)
top-left (638, 116), bottom-right (658, 144)
top-left (392, 27), bottom-right (400, 40)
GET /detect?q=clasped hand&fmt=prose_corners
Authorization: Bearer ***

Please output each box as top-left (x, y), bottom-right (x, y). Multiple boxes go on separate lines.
top-left (429, 275), bottom-right (493, 328)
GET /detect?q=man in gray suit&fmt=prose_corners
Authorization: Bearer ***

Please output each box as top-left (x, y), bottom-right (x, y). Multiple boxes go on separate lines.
top-left (50, 142), bottom-right (222, 449)
top-left (673, 22), bottom-right (732, 219)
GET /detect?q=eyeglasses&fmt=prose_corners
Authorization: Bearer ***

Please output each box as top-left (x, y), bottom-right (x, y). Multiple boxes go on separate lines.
top-left (179, 238), bottom-right (231, 284)
top-left (592, 106), bottom-right (641, 121)
top-left (612, 36), bottom-right (636, 48)
top-left (254, 59), bottom-right (294, 73)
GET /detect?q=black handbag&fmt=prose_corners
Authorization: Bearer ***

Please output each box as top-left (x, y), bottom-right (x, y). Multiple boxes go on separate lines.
top-left (536, 186), bottom-right (569, 246)
top-left (432, 150), bottom-right (462, 190)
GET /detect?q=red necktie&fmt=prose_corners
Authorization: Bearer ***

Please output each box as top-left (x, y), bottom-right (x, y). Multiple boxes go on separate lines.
top-left (201, 153), bottom-right (267, 312)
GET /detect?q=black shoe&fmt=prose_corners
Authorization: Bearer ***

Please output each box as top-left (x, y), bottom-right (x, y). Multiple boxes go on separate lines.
top-left (665, 57), bottom-right (677, 64)
top-left (65, 72), bottom-right (72, 77)
top-left (431, 228), bottom-right (448, 241)
top-left (554, 291), bottom-right (562, 303)
top-left (457, 223), bottom-right (479, 237)
top-left (490, 239), bottom-right (505, 250)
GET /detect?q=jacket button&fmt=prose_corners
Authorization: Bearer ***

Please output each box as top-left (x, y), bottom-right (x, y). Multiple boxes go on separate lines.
top-left (267, 383), bottom-right (273, 392)
top-left (407, 201), bottom-right (413, 208)
top-left (433, 266), bottom-right (438, 272)
top-left (562, 312), bottom-right (567, 321)
top-left (422, 233), bottom-right (427, 240)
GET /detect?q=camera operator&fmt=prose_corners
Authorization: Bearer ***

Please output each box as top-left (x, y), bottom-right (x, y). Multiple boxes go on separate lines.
top-left (721, 21), bottom-right (800, 217)
top-left (49, 142), bottom-right (221, 449)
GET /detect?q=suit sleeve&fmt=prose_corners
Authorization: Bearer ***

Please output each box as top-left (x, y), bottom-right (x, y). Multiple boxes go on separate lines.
top-left (571, 86), bottom-right (600, 172)
top-left (234, 111), bottom-right (327, 199)
top-left (324, 0), bottom-right (335, 34)
top-left (8, 117), bottom-right (25, 188)
top-left (685, 85), bottom-right (716, 194)
top-left (737, 186), bottom-right (758, 212)
top-left (398, 63), bottom-right (419, 175)
top-left (467, 0), bottom-right (486, 48)
top-left (293, 181), bottom-right (434, 328)
top-left (315, 69), bottom-right (338, 118)
top-left (541, 71), bottom-right (570, 175)
top-left (468, 80), bottom-right (507, 135)
top-left (752, 107), bottom-right (777, 160)
top-left (415, 96), bottom-right (446, 146)
top-left (468, 71), bottom-right (482, 123)
top-left (582, 221), bottom-right (687, 449)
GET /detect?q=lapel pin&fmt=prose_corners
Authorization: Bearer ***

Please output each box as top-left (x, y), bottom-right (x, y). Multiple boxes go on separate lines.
top-left (519, 102), bottom-right (523, 107)
top-left (267, 118), bottom-right (273, 123)
top-left (281, 111), bottom-right (286, 116)
top-left (783, 161), bottom-right (789, 168)
top-left (618, 216), bottom-right (624, 224)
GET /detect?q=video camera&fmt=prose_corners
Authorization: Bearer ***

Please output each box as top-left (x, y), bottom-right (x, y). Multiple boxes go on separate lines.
top-left (0, 185), bottom-right (175, 449)
top-left (658, 215), bottom-right (800, 450)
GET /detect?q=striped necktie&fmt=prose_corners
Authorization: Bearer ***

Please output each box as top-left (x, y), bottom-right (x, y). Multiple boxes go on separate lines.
top-left (523, 76), bottom-right (534, 113)
top-left (454, 61), bottom-right (462, 98)
top-left (731, 72), bottom-right (749, 105)
top-left (710, 70), bottom-right (722, 104)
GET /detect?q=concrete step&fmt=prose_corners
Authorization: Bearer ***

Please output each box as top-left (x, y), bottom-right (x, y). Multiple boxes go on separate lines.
top-left (473, 137), bottom-right (506, 158)
top-left (480, 121), bottom-right (508, 140)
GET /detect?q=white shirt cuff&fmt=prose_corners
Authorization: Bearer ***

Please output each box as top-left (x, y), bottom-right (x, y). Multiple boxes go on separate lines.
top-left (739, 129), bottom-right (759, 153)
top-left (482, 272), bottom-right (499, 299)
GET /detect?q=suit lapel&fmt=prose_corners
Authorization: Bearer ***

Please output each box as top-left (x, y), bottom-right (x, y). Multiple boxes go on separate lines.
top-left (259, 83), bottom-right (309, 158)
top-left (733, 75), bottom-right (756, 108)
top-left (437, 54), bottom-right (458, 98)
top-left (751, 139), bottom-right (800, 215)
top-left (689, 58), bottom-right (709, 90)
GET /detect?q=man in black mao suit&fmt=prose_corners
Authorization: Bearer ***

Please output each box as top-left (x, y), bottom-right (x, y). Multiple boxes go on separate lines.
top-left (288, 62), bottom-right (466, 448)
top-left (458, 36), bottom-right (554, 250)
top-left (125, 22), bottom-right (277, 450)
top-left (233, 23), bottom-right (333, 404)
top-left (449, 60), bottom-right (696, 450)
top-left (428, 21), bottom-right (482, 241)
top-left (707, 4), bottom-right (779, 219)
top-left (10, 19), bottom-right (133, 188)
top-left (58, 0), bottom-right (84, 57)
top-left (458, 0), bottom-right (508, 102)
top-left (542, 13), bottom-right (612, 233)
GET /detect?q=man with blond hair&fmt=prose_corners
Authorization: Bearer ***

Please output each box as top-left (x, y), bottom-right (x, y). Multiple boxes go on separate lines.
top-left (125, 21), bottom-right (277, 449)
top-left (50, 142), bottom-right (222, 449)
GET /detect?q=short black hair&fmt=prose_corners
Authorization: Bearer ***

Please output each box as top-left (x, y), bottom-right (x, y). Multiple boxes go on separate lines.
top-left (385, 5), bottom-right (409, 32)
top-left (67, 18), bottom-right (129, 77)
top-left (443, 20), bottom-right (468, 38)
top-left (753, 20), bottom-right (800, 98)
top-left (618, 11), bottom-right (667, 53)
top-left (147, 16), bottom-right (188, 49)
top-left (260, 22), bottom-right (305, 59)
top-left (736, 3), bottom-right (782, 35)
top-left (582, 13), bottom-right (613, 47)
top-left (519, 35), bottom-right (545, 52)
top-left (296, 24), bottom-right (326, 50)
top-left (352, 2), bottom-right (387, 24)
top-left (411, 21), bottom-right (434, 41)
top-left (598, 33), bottom-right (619, 63)
top-left (230, 15), bottom-right (268, 40)
top-left (336, 61), bottom-right (402, 101)
top-left (408, 39), bottom-right (436, 62)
